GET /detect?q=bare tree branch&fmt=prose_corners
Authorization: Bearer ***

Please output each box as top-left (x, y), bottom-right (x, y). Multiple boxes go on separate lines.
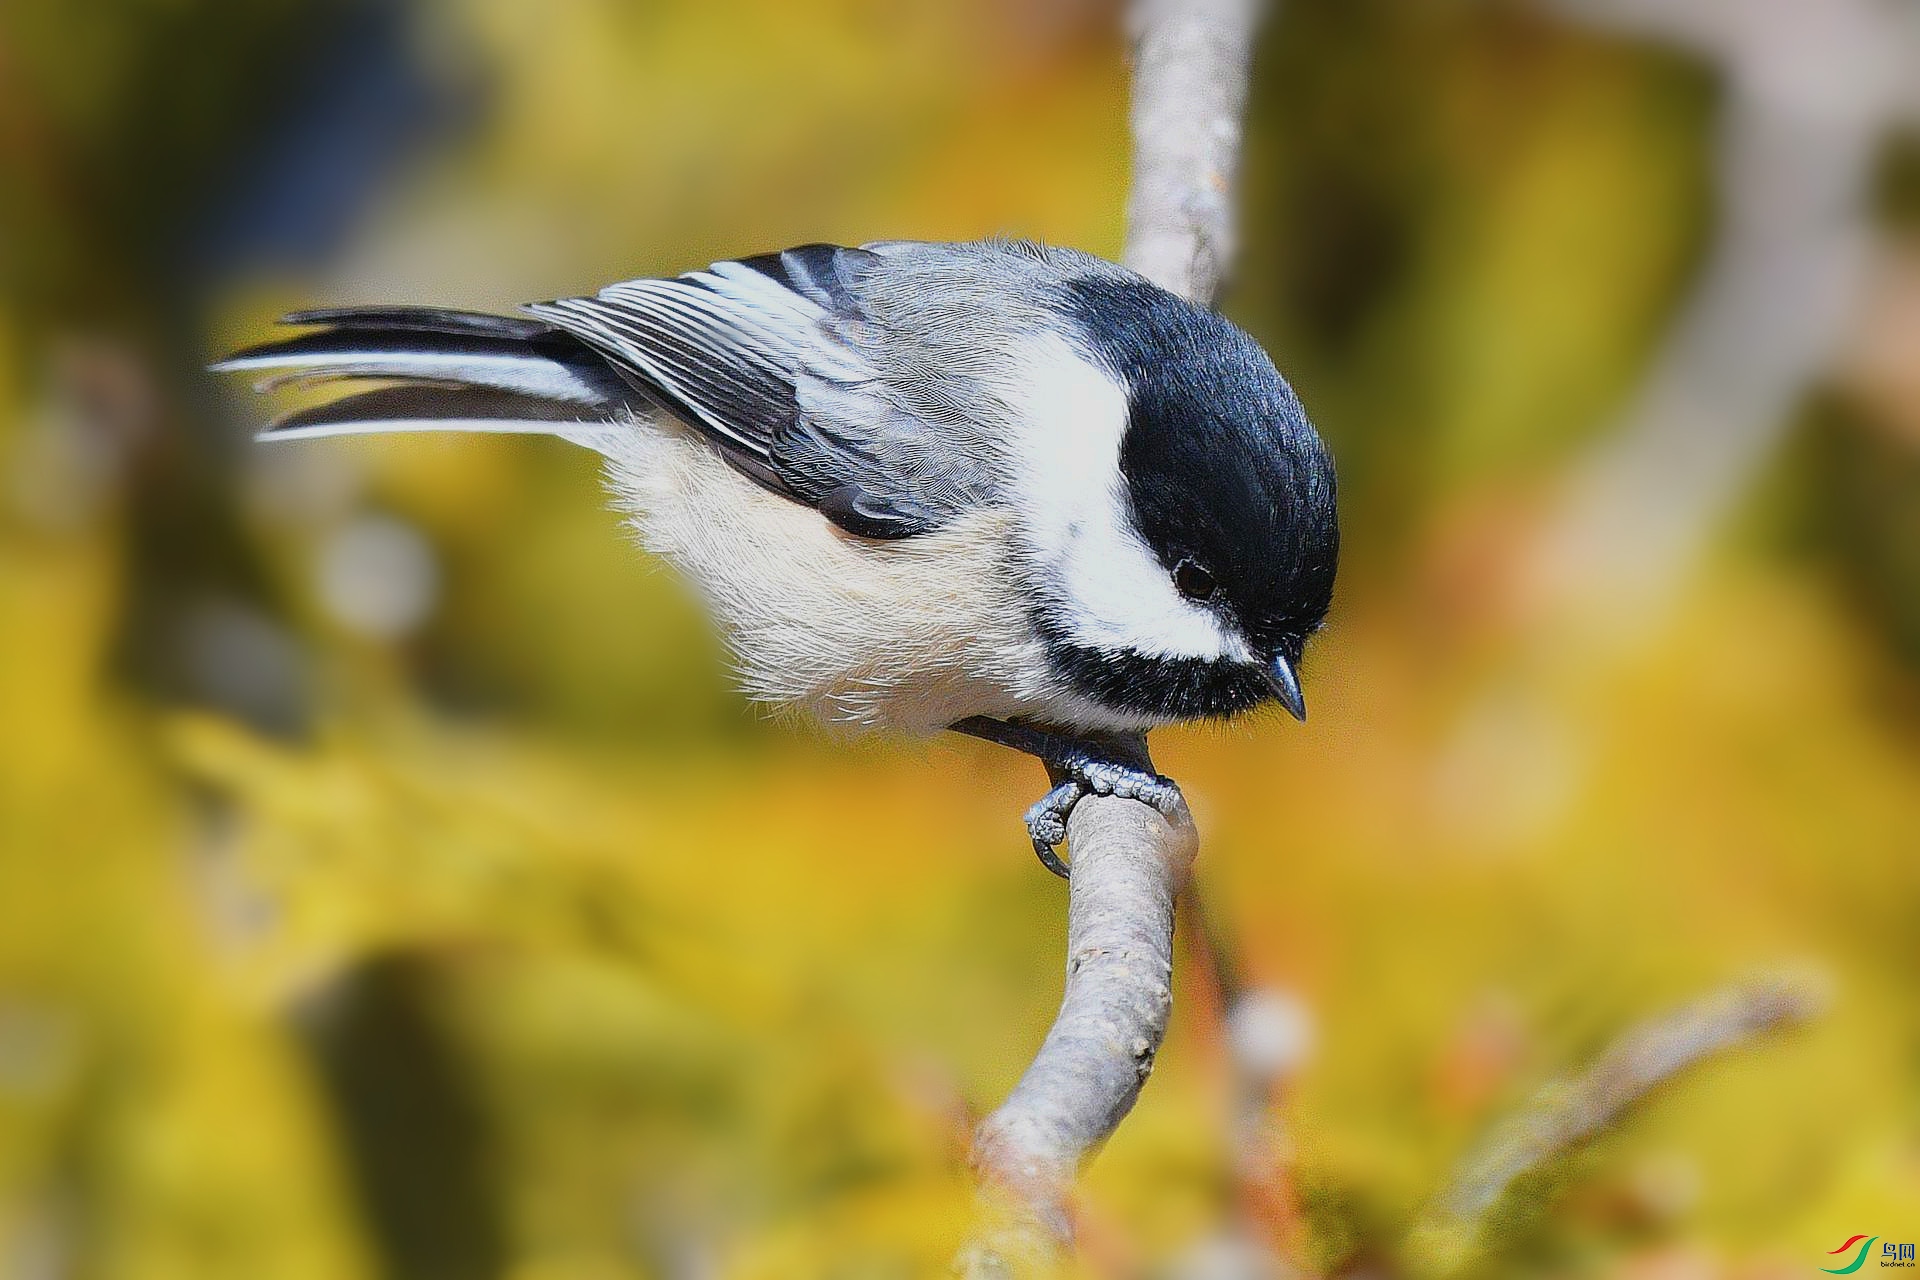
top-left (961, 786), bottom-right (1199, 1266)
top-left (1416, 971), bottom-right (1828, 1267)
top-left (959, 0), bottom-right (1267, 1268)
top-left (1124, 0), bottom-right (1266, 304)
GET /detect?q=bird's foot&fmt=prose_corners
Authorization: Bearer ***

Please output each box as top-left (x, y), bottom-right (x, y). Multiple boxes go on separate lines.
top-left (952, 717), bottom-right (1183, 879)
top-left (1023, 782), bottom-right (1082, 878)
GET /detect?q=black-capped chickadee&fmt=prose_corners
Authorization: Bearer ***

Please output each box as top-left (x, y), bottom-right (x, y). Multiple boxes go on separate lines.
top-left (216, 240), bottom-right (1339, 876)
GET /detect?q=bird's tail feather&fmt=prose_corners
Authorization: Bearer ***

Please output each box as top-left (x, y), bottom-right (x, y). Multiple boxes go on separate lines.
top-left (212, 305), bottom-right (634, 442)
top-left (260, 385), bottom-right (602, 442)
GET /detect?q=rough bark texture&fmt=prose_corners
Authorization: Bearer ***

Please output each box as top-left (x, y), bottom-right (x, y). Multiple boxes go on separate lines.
top-left (964, 789), bottom-right (1199, 1260)
top-left (958, 0), bottom-right (1266, 1270)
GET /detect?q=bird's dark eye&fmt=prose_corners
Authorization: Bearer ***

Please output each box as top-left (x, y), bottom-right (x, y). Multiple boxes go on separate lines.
top-left (1173, 558), bottom-right (1216, 601)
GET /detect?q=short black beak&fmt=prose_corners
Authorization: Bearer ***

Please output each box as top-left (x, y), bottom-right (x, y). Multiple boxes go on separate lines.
top-left (1265, 653), bottom-right (1307, 722)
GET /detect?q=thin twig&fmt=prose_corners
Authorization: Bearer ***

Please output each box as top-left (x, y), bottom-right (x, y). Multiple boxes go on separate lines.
top-left (958, 0), bottom-right (1267, 1268)
top-left (1417, 971), bottom-right (1828, 1265)
top-left (1172, 890), bottom-right (1315, 1273)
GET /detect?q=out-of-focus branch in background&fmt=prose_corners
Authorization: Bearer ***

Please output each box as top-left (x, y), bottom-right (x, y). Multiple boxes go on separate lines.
top-left (1416, 971), bottom-right (1829, 1270)
top-left (1530, 0), bottom-right (1907, 624)
top-left (1435, 0), bottom-right (1919, 848)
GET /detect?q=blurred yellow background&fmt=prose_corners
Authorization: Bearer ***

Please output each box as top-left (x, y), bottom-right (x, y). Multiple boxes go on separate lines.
top-left (3, 0), bottom-right (1919, 1276)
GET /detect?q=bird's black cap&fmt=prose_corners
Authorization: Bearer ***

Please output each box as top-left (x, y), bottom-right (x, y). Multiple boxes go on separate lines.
top-left (1056, 273), bottom-right (1339, 721)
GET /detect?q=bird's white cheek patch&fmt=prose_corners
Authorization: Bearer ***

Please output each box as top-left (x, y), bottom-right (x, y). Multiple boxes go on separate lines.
top-left (1010, 334), bottom-right (1250, 664)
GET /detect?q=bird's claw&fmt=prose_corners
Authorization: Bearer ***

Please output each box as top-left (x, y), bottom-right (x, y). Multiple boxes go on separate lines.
top-left (1022, 756), bottom-right (1183, 880)
top-left (1024, 781), bottom-right (1084, 878)
top-left (948, 717), bottom-right (1184, 881)
top-left (1070, 756), bottom-right (1183, 810)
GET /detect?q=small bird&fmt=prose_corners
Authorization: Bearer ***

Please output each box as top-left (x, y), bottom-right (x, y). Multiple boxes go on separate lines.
top-left (215, 239), bottom-right (1338, 875)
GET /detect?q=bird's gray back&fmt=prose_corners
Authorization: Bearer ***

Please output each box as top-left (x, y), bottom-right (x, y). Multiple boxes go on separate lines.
top-left (784, 239), bottom-right (1131, 525)
top-left (526, 238), bottom-right (1128, 539)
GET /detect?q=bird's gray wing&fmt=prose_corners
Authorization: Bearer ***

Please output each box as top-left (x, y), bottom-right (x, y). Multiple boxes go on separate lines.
top-left (524, 243), bottom-right (1003, 539)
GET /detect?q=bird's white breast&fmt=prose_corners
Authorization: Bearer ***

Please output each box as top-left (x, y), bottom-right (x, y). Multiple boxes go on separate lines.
top-left (584, 415), bottom-right (1096, 734)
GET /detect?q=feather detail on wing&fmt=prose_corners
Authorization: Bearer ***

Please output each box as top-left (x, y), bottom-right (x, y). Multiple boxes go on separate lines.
top-left (525, 244), bottom-right (992, 538)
